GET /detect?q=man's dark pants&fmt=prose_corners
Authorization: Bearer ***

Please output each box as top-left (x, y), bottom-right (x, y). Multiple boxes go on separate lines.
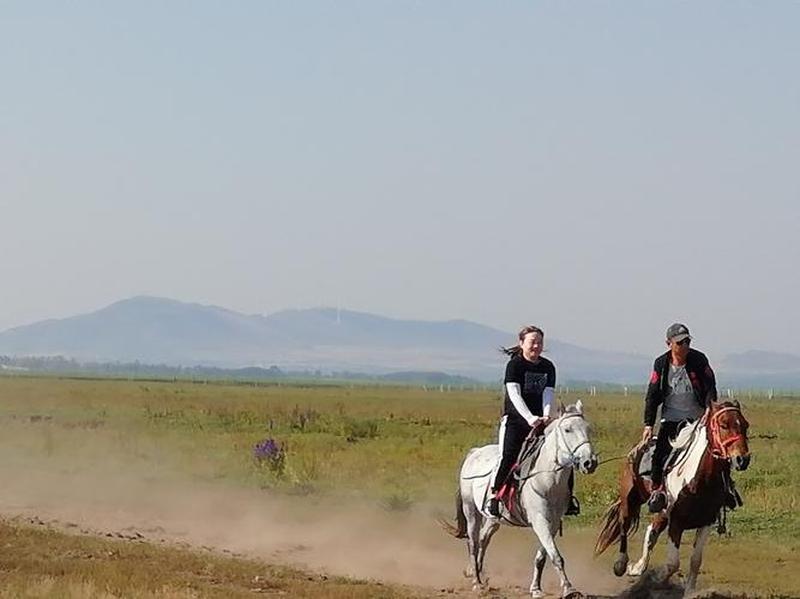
top-left (650, 420), bottom-right (686, 487)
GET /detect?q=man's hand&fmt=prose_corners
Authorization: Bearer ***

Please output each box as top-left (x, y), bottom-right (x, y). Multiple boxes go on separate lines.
top-left (641, 425), bottom-right (653, 445)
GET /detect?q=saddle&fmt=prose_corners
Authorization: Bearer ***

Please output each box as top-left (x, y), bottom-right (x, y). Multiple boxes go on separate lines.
top-left (492, 434), bottom-right (546, 524)
top-left (634, 425), bottom-right (698, 482)
top-left (633, 439), bottom-right (680, 481)
top-left (630, 425), bottom-right (743, 513)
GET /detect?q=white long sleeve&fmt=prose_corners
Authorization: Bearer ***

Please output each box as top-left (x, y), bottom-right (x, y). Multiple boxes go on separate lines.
top-left (542, 387), bottom-right (555, 418)
top-left (505, 382), bottom-right (539, 426)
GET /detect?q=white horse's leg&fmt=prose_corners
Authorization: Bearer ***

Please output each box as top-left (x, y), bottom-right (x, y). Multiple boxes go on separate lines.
top-left (465, 505), bottom-right (483, 589)
top-left (627, 522), bottom-right (662, 576)
top-left (475, 517), bottom-right (500, 587)
top-left (529, 513), bottom-right (576, 598)
top-left (529, 546), bottom-right (547, 598)
top-left (458, 448), bottom-right (493, 589)
top-left (684, 525), bottom-right (711, 595)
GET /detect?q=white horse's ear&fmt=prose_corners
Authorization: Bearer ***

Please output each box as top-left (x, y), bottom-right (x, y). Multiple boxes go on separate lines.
top-left (575, 399), bottom-right (584, 414)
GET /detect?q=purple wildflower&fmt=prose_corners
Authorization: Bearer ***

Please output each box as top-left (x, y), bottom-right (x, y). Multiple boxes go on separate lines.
top-left (253, 437), bottom-right (285, 475)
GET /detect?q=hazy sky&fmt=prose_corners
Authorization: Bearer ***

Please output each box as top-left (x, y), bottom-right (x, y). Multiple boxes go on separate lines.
top-left (1, 2), bottom-right (798, 358)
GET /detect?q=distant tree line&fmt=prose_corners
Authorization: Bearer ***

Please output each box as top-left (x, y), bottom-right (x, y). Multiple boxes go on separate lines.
top-left (0, 355), bottom-right (478, 386)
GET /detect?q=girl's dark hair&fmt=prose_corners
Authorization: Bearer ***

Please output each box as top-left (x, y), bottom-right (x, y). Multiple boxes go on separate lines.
top-left (500, 325), bottom-right (545, 356)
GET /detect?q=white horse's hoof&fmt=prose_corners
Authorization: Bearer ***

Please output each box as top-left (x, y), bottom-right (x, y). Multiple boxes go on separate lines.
top-left (530, 590), bottom-right (544, 598)
top-left (472, 578), bottom-right (488, 592)
top-left (562, 590), bottom-right (583, 599)
top-left (626, 564), bottom-right (645, 577)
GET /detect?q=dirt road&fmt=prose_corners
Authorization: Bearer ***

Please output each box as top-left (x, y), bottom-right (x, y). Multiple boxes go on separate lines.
top-left (1, 461), bottom-right (635, 597)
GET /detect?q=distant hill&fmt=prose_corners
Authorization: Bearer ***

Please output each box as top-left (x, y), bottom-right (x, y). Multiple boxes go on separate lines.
top-left (716, 350), bottom-right (800, 389)
top-left (0, 297), bottom-right (513, 374)
top-left (721, 350), bottom-right (800, 372)
top-left (1, 296), bottom-right (795, 387)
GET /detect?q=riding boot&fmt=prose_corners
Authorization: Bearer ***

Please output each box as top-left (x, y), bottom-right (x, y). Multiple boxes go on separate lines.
top-left (565, 495), bottom-right (581, 516)
top-left (647, 487), bottom-right (667, 513)
top-left (488, 491), bottom-right (500, 517)
top-left (564, 469), bottom-right (580, 516)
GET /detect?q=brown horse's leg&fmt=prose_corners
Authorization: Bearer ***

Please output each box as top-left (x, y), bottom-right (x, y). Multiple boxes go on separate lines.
top-left (627, 514), bottom-right (667, 577)
top-left (684, 525), bottom-right (711, 594)
top-left (613, 497), bottom-right (633, 577)
top-left (614, 466), bottom-right (643, 577)
top-left (613, 522), bottom-right (629, 577)
top-left (657, 520), bottom-right (684, 586)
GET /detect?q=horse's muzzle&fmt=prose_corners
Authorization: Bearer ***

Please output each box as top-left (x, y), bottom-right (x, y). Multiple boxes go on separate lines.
top-left (732, 454), bottom-right (751, 471)
top-left (580, 455), bottom-right (598, 474)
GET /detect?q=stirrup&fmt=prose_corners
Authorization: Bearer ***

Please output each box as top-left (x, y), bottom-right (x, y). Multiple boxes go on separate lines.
top-left (565, 495), bottom-right (580, 516)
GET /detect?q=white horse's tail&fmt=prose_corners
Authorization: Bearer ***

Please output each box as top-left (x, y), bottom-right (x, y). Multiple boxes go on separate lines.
top-left (440, 488), bottom-right (468, 539)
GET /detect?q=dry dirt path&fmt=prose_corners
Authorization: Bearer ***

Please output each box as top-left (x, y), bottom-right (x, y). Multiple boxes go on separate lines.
top-left (0, 465), bottom-right (637, 598)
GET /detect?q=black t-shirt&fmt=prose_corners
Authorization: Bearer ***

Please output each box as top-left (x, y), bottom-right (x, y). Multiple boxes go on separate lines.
top-left (503, 354), bottom-right (556, 423)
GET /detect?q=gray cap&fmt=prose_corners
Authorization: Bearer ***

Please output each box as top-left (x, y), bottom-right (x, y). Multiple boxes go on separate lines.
top-left (666, 323), bottom-right (691, 342)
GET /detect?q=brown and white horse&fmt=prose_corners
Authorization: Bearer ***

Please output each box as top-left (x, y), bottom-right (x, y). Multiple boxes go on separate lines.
top-left (595, 400), bottom-right (750, 597)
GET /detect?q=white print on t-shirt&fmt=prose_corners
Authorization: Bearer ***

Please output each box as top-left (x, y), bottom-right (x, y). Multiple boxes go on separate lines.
top-left (663, 364), bottom-right (703, 422)
top-left (524, 372), bottom-right (548, 395)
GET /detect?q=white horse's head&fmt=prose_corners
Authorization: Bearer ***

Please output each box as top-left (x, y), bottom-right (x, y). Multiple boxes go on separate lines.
top-left (552, 399), bottom-right (598, 474)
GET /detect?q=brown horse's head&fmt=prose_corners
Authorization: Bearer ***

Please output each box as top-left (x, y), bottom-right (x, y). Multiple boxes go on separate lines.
top-left (708, 400), bottom-right (751, 471)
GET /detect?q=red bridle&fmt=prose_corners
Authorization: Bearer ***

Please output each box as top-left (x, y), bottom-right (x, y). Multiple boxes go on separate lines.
top-left (706, 406), bottom-right (749, 459)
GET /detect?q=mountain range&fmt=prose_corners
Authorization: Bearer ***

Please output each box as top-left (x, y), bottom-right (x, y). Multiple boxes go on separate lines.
top-left (0, 296), bottom-right (797, 387)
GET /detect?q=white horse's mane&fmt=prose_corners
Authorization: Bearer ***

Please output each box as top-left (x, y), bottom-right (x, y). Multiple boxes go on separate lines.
top-left (543, 402), bottom-right (585, 435)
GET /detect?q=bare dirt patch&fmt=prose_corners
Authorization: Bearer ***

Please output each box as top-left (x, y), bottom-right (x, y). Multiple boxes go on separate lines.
top-left (1, 455), bottom-right (630, 597)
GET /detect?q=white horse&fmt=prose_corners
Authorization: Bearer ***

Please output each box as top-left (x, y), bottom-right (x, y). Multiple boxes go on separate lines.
top-left (447, 401), bottom-right (598, 598)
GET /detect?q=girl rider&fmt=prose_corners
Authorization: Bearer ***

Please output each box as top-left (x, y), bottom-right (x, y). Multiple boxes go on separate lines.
top-left (488, 325), bottom-right (580, 517)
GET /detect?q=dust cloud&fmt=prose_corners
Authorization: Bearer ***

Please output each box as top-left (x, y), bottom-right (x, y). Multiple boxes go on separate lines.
top-left (0, 428), bottom-right (629, 597)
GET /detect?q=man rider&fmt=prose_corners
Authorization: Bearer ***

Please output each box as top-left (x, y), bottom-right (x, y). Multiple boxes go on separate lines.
top-left (640, 323), bottom-right (718, 513)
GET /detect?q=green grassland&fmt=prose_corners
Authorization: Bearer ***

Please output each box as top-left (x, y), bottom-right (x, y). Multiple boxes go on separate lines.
top-left (1, 376), bottom-right (798, 597)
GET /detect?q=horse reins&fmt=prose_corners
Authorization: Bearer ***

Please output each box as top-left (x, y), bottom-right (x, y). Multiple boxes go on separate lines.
top-left (553, 412), bottom-right (592, 468)
top-left (517, 412), bottom-right (593, 479)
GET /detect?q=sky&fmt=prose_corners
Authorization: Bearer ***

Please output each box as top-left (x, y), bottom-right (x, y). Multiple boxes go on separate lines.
top-left (1, 2), bottom-right (798, 358)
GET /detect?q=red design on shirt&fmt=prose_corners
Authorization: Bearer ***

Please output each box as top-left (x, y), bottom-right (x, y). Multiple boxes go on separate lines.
top-left (649, 371), bottom-right (659, 384)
